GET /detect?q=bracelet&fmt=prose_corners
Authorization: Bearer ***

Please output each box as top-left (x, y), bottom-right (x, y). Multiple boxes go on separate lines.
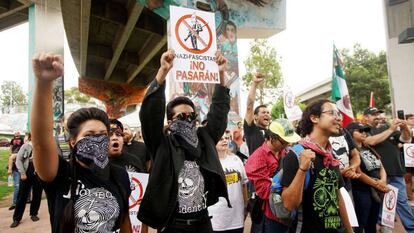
top-left (299, 167), bottom-right (308, 172)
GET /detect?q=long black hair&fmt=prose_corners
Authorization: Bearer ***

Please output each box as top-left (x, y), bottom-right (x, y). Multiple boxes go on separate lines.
top-left (60, 107), bottom-right (110, 232)
top-left (296, 99), bottom-right (333, 137)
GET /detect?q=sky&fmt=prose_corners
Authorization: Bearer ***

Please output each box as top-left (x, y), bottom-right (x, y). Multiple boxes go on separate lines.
top-left (0, 0), bottom-right (386, 101)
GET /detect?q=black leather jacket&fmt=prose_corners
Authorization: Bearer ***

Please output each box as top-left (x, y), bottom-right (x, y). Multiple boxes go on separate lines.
top-left (138, 80), bottom-right (231, 229)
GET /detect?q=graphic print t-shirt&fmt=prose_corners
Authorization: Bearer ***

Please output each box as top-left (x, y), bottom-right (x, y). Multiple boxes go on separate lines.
top-left (42, 156), bottom-right (131, 233)
top-left (176, 160), bottom-right (208, 219)
top-left (281, 151), bottom-right (344, 233)
top-left (352, 146), bottom-right (382, 192)
top-left (208, 155), bottom-right (248, 231)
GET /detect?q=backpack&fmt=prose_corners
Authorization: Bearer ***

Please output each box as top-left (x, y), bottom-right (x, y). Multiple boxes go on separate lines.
top-left (269, 144), bottom-right (310, 226)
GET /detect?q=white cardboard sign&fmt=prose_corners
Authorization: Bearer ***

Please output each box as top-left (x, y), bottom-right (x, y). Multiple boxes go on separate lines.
top-left (283, 86), bottom-right (302, 121)
top-left (128, 172), bottom-right (149, 233)
top-left (169, 5), bottom-right (219, 83)
top-left (381, 185), bottom-right (398, 228)
top-left (404, 143), bottom-right (414, 167)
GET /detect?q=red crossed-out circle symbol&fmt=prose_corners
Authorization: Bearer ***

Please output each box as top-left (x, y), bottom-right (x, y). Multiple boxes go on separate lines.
top-left (175, 14), bottom-right (213, 54)
top-left (129, 177), bottom-right (144, 209)
top-left (385, 189), bottom-right (396, 211)
top-left (406, 145), bottom-right (414, 158)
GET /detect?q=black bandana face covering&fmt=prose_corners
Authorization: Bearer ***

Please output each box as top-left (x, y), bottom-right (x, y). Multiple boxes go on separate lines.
top-left (170, 120), bottom-right (201, 158)
top-left (74, 134), bottom-right (110, 180)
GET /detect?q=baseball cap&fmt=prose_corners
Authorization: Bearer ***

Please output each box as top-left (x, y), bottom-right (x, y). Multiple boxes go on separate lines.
top-left (109, 119), bottom-right (124, 132)
top-left (346, 122), bottom-right (370, 132)
top-left (363, 107), bottom-right (384, 115)
top-left (268, 119), bottom-right (301, 143)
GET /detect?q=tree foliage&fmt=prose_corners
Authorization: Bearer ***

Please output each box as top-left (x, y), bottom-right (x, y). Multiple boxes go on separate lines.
top-left (242, 39), bottom-right (283, 105)
top-left (340, 44), bottom-right (390, 113)
top-left (0, 81), bottom-right (27, 107)
top-left (64, 87), bottom-right (92, 104)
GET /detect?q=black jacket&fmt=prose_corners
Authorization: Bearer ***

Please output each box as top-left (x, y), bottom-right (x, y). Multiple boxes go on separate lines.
top-left (138, 80), bottom-right (231, 229)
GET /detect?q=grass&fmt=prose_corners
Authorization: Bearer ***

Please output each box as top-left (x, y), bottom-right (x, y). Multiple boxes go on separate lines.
top-left (0, 147), bottom-right (13, 202)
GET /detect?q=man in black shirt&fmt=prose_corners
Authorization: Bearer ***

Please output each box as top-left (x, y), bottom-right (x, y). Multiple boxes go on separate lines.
top-left (363, 107), bottom-right (414, 232)
top-left (138, 50), bottom-right (229, 232)
top-left (243, 73), bottom-right (270, 156)
top-left (281, 99), bottom-right (353, 233)
top-left (122, 124), bottom-right (151, 172)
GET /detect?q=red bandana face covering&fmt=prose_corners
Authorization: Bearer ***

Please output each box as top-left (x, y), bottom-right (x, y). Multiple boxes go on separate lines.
top-left (74, 134), bottom-right (110, 180)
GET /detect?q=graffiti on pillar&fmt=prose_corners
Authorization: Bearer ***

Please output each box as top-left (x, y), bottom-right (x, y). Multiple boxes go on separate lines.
top-left (78, 78), bottom-right (146, 119)
top-left (53, 77), bottom-right (64, 136)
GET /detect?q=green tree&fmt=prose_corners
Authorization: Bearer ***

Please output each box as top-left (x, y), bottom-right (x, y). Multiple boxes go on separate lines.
top-left (0, 81), bottom-right (27, 107)
top-left (340, 44), bottom-right (390, 113)
top-left (242, 39), bottom-right (283, 105)
top-left (64, 87), bottom-right (92, 104)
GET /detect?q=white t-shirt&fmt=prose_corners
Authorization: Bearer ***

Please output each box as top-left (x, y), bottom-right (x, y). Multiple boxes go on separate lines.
top-left (208, 154), bottom-right (248, 231)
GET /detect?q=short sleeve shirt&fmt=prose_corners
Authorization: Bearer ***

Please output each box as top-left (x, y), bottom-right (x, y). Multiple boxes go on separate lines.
top-left (208, 155), bottom-right (248, 231)
top-left (351, 146), bottom-right (382, 192)
top-left (243, 119), bottom-right (266, 155)
top-left (123, 140), bottom-right (151, 170)
top-left (42, 157), bottom-right (131, 233)
top-left (369, 125), bottom-right (404, 176)
top-left (281, 150), bottom-right (344, 233)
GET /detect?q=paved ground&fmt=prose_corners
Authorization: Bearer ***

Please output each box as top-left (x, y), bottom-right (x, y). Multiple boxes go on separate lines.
top-left (0, 197), bottom-right (409, 233)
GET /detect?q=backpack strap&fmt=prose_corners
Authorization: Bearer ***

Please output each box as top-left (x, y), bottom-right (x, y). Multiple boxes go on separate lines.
top-left (291, 144), bottom-right (311, 190)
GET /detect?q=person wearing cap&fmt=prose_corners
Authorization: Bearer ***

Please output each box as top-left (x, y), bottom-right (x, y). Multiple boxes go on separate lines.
top-left (347, 122), bottom-right (389, 233)
top-left (281, 99), bottom-right (353, 233)
top-left (245, 118), bottom-right (301, 233)
top-left (363, 107), bottom-right (414, 232)
top-left (108, 119), bottom-right (145, 173)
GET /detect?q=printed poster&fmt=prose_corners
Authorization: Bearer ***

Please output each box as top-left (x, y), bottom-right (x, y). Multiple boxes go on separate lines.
top-left (381, 185), bottom-right (398, 228)
top-left (283, 86), bottom-right (302, 121)
top-left (169, 5), bottom-right (219, 84)
top-left (128, 172), bottom-right (149, 233)
top-left (404, 143), bottom-right (414, 167)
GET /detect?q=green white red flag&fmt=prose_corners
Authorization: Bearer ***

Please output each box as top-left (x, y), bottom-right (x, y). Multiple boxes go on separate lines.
top-left (331, 45), bottom-right (354, 127)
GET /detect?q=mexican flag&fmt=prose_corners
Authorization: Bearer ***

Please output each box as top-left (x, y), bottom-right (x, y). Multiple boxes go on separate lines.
top-left (331, 45), bottom-right (354, 127)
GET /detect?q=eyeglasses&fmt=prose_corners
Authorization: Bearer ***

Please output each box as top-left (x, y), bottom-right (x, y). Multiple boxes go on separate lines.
top-left (321, 109), bottom-right (342, 118)
top-left (173, 112), bottom-right (198, 122)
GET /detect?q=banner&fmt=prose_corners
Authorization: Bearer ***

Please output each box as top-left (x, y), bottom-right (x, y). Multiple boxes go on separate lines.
top-left (404, 143), bottom-right (414, 167)
top-left (283, 86), bottom-right (302, 121)
top-left (381, 185), bottom-right (398, 228)
top-left (169, 6), bottom-right (219, 84)
top-left (128, 172), bottom-right (149, 233)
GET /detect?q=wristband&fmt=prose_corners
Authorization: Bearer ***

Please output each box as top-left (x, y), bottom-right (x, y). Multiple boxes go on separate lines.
top-left (299, 167), bottom-right (308, 172)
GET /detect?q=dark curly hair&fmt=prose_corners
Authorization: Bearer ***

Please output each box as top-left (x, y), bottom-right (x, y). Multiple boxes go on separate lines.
top-left (296, 99), bottom-right (333, 137)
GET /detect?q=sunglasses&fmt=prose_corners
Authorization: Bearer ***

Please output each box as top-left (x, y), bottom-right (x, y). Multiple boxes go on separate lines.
top-left (173, 112), bottom-right (198, 122)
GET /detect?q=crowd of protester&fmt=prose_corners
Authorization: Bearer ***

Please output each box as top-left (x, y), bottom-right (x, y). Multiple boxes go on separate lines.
top-left (3, 49), bottom-right (414, 233)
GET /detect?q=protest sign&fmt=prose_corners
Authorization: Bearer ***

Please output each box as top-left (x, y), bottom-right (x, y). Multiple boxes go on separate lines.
top-left (128, 172), bottom-right (149, 233)
top-left (283, 86), bottom-right (302, 121)
top-left (169, 5), bottom-right (219, 83)
top-left (381, 185), bottom-right (398, 228)
top-left (404, 143), bottom-right (414, 167)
